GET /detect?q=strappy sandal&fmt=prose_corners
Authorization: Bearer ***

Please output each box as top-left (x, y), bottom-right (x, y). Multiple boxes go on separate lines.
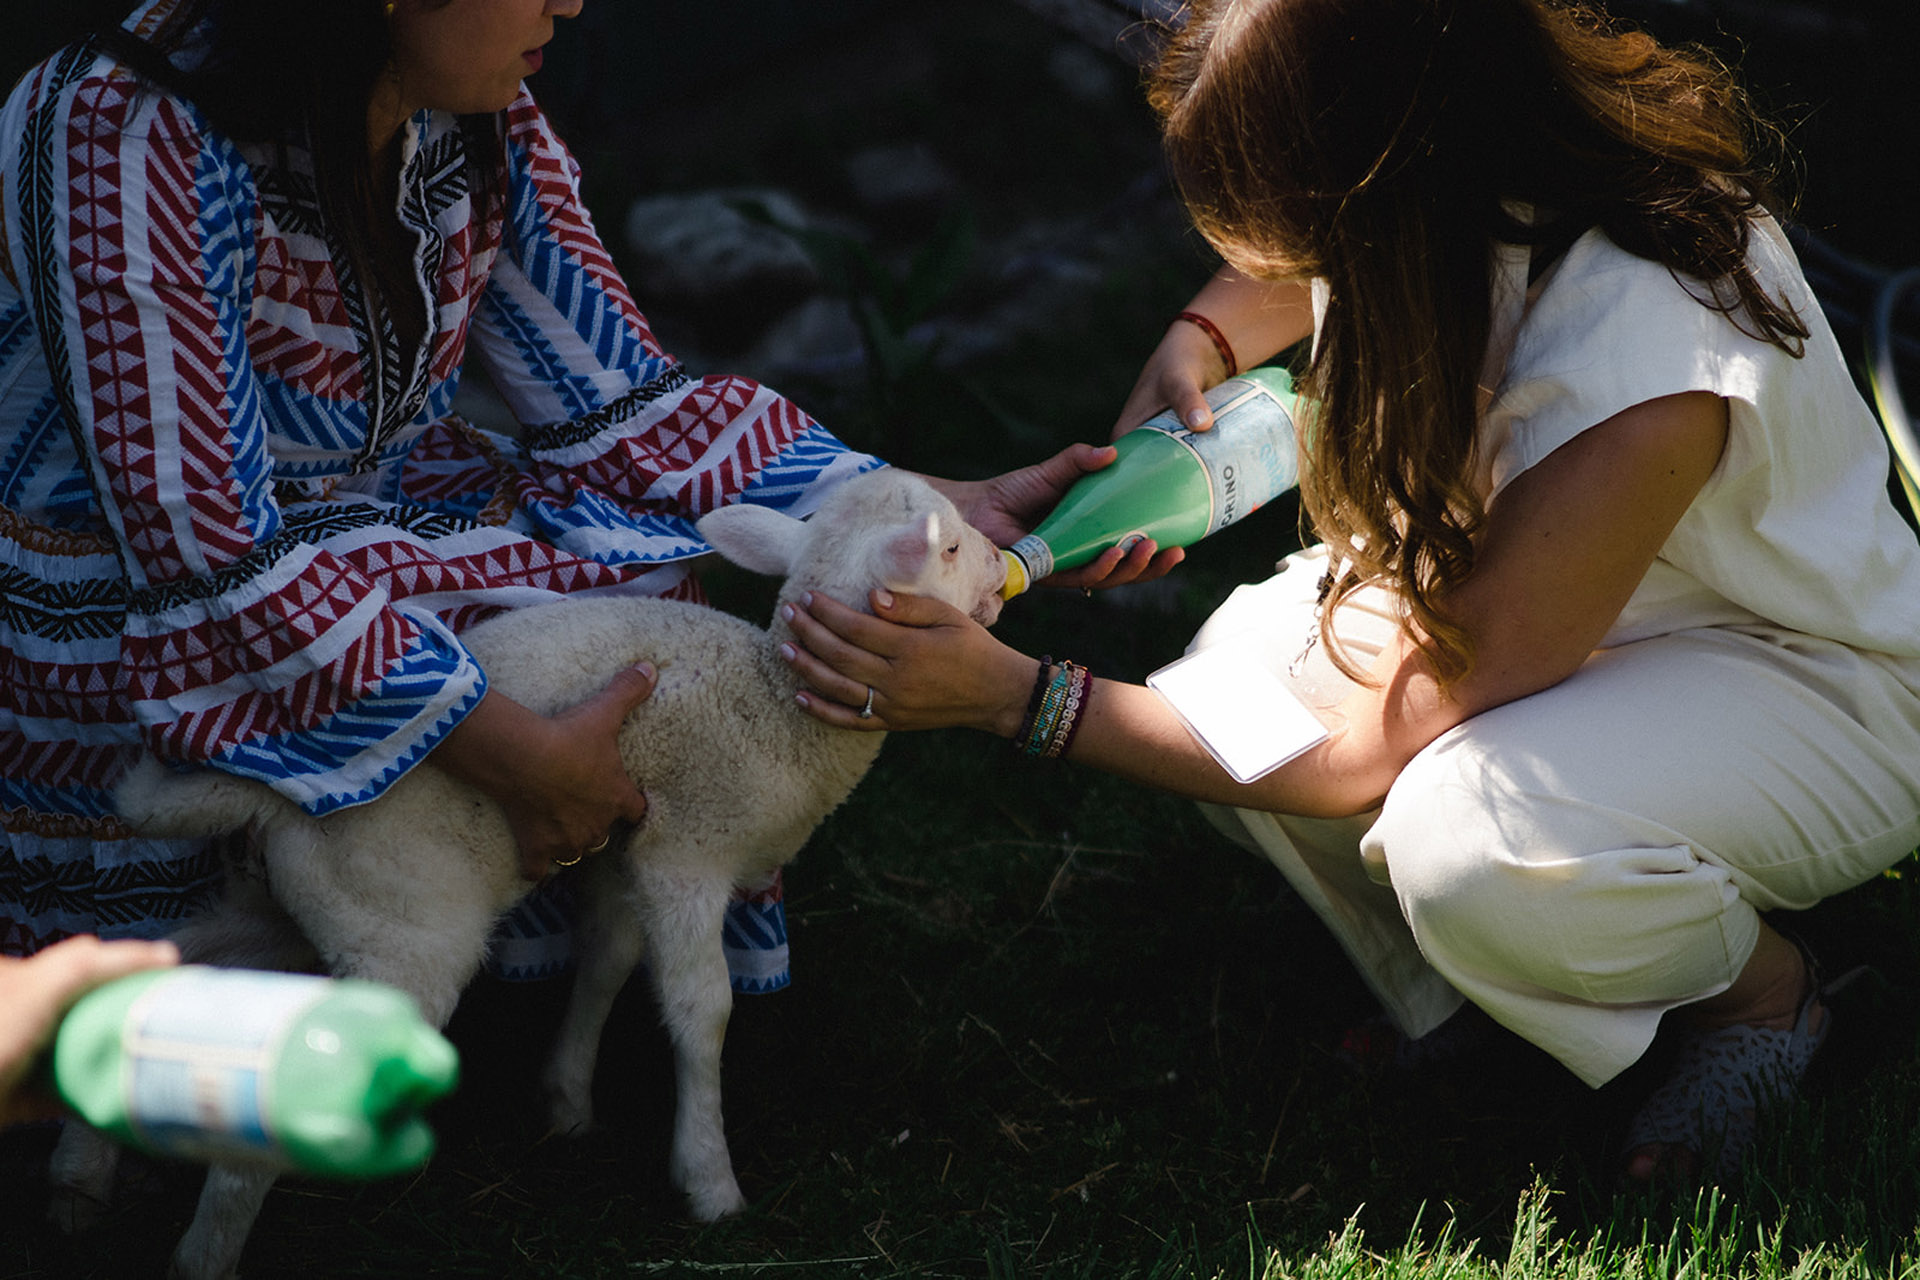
top-left (1622, 949), bottom-right (1860, 1178)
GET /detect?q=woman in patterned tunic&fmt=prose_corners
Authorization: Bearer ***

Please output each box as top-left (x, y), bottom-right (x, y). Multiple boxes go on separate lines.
top-left (0, 0), bottom-right (1147, 985)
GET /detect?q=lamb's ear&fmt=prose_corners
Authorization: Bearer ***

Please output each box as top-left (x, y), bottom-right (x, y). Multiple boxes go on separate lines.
top-left (697, 503), bottom-right (806, 576)
top-left (876, 512), bottom-right (940, 587)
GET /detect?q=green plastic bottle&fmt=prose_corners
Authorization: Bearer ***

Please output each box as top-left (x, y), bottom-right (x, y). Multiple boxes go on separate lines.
top-left (48, 965), bottom-right (460, 1179)
top-left (1001, 365), bottom-right (1304, 598)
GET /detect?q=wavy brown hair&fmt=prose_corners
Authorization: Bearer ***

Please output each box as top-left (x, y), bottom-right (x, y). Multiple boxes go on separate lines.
top-left (1148, 0), bottom-right (1807, 682)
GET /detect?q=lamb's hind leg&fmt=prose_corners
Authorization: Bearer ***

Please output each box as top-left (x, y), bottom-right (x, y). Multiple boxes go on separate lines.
top-left (542, 861), bottom-right (648, 1136)
top-left (45, 1121), bottom-right (120, 1236)
top-left (170, 891), bottom-right (493, 1280)
top-left (49, 881), bottom-right (318, 1242)
top-left (643, 869), bottom-right (747, 1221)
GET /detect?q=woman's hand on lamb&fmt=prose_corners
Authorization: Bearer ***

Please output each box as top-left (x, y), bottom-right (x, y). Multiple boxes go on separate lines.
top-left (781, 590), bottom-right (1035, 735)
top-left (915, 445), bottom-right (1184, 591)
top-left (436, 664), bottom-right (658, 880)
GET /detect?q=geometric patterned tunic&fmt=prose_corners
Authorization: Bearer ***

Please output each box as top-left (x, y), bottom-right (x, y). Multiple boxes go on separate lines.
top-left (0, 19), bottom-right (876, 986)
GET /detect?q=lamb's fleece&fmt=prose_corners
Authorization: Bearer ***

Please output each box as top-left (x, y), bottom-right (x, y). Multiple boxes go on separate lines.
top-left (53, 468), bottom-right (1007, 1280)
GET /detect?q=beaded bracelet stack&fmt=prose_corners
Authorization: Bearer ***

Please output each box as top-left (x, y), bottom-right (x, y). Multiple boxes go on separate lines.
top-left (1013, 655), bottom-right (1092, 759)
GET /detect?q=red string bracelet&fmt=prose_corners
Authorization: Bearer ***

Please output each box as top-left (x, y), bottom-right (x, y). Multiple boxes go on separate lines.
top-left (1175, 310), bottom-right (1238, 378)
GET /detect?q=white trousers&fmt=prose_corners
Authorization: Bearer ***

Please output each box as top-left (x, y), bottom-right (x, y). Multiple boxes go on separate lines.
top-left (1194, 546), bottom-right (1920, 1086)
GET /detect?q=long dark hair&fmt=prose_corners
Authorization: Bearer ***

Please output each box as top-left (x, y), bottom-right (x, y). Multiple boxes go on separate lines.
top-left (91, 0), bottom-right (499, 343)
top-left (1149, 0), bottom-right (1807, 682)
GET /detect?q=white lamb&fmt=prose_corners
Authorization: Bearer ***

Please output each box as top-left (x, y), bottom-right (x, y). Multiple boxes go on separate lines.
top-left (50, 468), bottom-right (1007, 1280)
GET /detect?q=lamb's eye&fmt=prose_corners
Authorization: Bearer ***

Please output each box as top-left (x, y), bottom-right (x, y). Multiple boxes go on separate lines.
top-left (945, 543), bottom-right (960, 556)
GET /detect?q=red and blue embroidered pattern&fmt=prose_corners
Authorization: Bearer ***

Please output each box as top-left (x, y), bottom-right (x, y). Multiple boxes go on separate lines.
top-left (0, 30), bottom-right (875, 979)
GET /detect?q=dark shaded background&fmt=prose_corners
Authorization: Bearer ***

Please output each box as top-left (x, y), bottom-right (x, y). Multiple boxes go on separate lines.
top-left (6, 0), bottom-right (1916, 477)
top-left (5, 1), bottom-right (1916, 273)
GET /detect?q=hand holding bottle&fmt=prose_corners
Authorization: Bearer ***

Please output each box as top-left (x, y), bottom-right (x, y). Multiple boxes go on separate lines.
top-left (47, 964), bottom-right (459, 1179)
top-left (910, 442), bottom-right (1185, 591)
top-left (1001, 367), bottom-right (1304, 598)
top-left (0, 936), bottom-right (179, 1127)
top-left (1113, 314), bottom-right (1234, 436)
top-left (1112, 273), bottom-right (1318, 437)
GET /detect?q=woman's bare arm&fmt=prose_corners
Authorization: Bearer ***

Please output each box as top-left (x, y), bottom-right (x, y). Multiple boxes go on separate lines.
top-left (787, 391), bottom-right (1729, 816)
top-left (1112, 270), bottom-right (1317, 436)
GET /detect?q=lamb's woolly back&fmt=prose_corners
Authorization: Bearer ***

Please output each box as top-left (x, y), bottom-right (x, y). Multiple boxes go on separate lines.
top-left (108, 472), bottom-right (1002, 847)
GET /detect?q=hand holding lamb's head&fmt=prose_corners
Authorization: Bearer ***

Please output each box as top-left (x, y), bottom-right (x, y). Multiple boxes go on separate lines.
top-left (697, 469), bottom-right (1007, 626)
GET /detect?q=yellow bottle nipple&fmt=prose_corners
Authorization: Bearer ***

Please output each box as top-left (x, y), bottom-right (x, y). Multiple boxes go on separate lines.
top-left (999, 547), bottom-right (1029, 600)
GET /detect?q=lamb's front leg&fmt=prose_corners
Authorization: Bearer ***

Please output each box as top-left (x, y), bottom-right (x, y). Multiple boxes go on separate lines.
top-left (643, 871), bottom-right (747, 1222)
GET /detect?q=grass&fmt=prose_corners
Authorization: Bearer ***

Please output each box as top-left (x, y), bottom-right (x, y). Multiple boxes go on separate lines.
top-left (4, 567), bottom-right (1917, 1278)
top-left (3, 3), bottom-right (1919, 1278)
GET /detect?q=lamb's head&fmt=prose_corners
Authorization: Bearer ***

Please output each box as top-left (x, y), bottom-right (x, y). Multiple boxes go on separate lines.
top-left (696, 469), bottom-right (1006, 625)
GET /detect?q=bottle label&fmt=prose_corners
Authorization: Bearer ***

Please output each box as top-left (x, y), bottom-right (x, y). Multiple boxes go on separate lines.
top-left (1150, 379), bottom-right (1299, 535)
top-left (119, 968), bottom-right (331, 1165)
top-left (1007, 533), bottom-right (1053, 583)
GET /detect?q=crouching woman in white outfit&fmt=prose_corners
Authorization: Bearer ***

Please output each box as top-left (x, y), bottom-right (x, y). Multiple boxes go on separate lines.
top-left (780, 0), bottom-right (1920, 1179)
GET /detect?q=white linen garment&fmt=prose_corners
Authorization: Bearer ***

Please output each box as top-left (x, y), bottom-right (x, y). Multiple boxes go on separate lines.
top-left (1197, 217), bottom-right (1920, 1086)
